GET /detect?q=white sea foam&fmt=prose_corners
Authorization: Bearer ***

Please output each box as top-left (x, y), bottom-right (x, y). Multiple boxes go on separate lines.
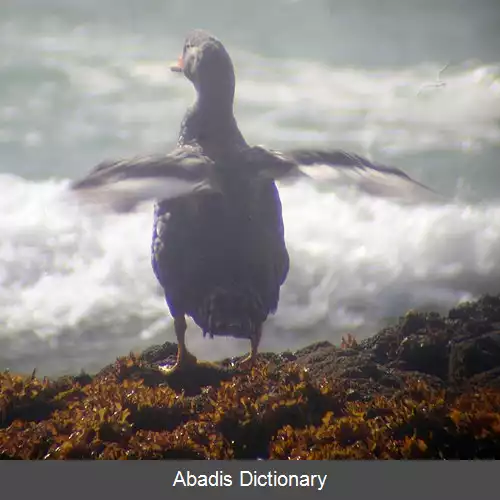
top-left (1, 172), bottom-right (500, 375)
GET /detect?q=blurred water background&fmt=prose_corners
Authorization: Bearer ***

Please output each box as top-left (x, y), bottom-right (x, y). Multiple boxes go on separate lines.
top-left (1, 0), bottom-right (499, 375)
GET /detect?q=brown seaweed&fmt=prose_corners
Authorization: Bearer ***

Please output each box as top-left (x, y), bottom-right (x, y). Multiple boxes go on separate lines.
top-left (1, 295), bottom-right (500, 460)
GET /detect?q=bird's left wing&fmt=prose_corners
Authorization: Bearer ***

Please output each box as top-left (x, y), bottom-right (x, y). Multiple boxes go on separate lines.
top-left (253, 147), bottom-right (441, 202)
top-left (70, 147), bottom-right (217, 212)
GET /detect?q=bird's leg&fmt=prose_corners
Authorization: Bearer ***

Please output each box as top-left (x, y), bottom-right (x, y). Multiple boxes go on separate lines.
top-left (175, 315), bottom-right (198, 368)
top-left (239, 325), bottom-right (262, 368)
top-left (161, 315), bottom-right (197, 373)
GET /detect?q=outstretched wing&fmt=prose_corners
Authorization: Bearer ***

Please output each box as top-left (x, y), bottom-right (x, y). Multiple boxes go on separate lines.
top-left (237, 145), bottom-right (300, 180)
top-left (71, 146), bottom-right (218, 212)
top-left (273, 148), bottom-right (440, 201)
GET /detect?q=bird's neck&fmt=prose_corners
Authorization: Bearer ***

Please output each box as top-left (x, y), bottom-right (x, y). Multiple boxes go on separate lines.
top-left (180, 95), bottom-right (246, 154)
top-left (196, 86), bottom-right (234, 118)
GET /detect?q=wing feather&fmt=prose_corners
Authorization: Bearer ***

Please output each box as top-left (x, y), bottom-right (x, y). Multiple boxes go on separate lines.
top-left (71, 147), bottom-right (218, 212)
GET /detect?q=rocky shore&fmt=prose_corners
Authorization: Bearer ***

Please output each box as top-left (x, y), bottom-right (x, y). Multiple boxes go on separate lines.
top-left (1, 295), bottom-right (500, 459)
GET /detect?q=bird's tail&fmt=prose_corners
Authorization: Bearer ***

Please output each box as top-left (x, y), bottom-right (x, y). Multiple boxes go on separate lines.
top-left (194, 286), bottom-right (267, 339)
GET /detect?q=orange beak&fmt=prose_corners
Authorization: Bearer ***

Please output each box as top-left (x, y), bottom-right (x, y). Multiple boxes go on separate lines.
top-left (170, 55), bottom-right (184, 73)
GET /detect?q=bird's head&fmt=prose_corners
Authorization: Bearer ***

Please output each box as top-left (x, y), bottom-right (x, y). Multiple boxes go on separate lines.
top-left (171, 30), bottom-right (236, 99)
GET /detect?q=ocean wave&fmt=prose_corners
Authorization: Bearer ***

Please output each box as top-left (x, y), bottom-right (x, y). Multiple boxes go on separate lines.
top-left (1, 173), bottom-right (500, 374)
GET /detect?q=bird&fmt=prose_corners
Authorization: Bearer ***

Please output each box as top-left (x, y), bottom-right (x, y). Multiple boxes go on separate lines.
top-left (71, 30), bottom-right (436, 372)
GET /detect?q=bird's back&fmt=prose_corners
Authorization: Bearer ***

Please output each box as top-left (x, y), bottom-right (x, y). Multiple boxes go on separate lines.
top-left (152, 165), bottom-right (289, 338)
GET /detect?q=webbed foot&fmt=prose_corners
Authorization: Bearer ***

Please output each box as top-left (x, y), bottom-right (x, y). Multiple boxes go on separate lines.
top-left (238, 352), bottom-right (258, 369)
top-left (159, 349), bottom-right (198, 374)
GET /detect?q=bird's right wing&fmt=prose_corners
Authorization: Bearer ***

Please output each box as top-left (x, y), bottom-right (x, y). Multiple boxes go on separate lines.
top-left (70, 147), bottom-right (218, 212)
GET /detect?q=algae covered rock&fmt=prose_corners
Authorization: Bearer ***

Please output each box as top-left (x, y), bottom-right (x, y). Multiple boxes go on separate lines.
top-left (449, 331), bottom-right (500, 384)
top-left (1, 295), bottom-right (500, 460)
